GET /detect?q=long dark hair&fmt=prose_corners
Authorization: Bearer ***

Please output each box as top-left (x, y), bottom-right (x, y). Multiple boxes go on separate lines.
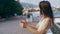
top-left (39, 1), bottom-right (54, 24)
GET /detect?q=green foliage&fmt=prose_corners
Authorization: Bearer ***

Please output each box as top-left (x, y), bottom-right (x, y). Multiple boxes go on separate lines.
top-left (0, 0), bottom-right (23, 18)
top-left (51, 24), bottom-right (60, 34)
top-left (15, 1), bottom-right (23, 15)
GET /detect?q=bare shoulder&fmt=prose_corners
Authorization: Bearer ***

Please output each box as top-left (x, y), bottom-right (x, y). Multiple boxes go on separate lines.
top-left (45, 17), bottom-right (51, 21)
top-left (44, 17), bottom-right (52, 24)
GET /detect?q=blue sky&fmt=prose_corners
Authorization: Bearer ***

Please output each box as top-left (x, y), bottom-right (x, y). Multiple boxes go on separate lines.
top-left (19, 0), bottom-right (60, 8)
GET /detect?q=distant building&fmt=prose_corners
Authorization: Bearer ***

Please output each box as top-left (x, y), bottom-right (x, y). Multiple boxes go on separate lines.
top-left (52, 7), bottom-right (58, 11)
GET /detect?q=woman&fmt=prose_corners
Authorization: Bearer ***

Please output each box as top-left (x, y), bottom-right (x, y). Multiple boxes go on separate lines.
top-left (19, 1), bottom-right (54, 34)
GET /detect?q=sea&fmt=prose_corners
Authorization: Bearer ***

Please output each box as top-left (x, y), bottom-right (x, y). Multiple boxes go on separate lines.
top-left (53, 11), bottom-right (60, 23)
top-left (53, 11), bottom-right (60, 17)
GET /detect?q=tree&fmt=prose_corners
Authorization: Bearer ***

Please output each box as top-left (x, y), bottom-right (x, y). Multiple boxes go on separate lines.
top-left (0, 0), bottom-right (23, 18)
top-left (15, 1), bottom-right (23, 15)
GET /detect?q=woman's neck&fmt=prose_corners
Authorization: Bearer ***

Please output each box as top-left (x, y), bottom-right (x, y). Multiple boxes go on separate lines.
top-left (42, 15), bottom-right (48, 19)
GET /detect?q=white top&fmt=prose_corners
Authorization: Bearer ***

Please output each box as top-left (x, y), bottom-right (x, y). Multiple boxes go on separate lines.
top-left (36, 18), bottom-right (53, 34)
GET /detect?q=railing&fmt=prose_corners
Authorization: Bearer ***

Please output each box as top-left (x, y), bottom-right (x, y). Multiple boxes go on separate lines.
top-left (54, 17), bottom-right (60, 18)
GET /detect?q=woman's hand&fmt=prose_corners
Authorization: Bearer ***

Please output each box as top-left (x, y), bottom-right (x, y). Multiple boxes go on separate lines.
top-left (19, 20), bottom-right (27, 28)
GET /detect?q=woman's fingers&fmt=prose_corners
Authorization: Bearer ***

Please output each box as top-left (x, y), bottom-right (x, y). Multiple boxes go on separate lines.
top-left (19, 20), bottom-right (27, 28)
top-left (20, 20), bottom-right (26, 23)
top-left (19, 21), bottom-right (24, 28)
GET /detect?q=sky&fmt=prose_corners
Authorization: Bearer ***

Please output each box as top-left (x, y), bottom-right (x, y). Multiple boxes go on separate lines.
top-left (19, 0), bottom-right (60, 8)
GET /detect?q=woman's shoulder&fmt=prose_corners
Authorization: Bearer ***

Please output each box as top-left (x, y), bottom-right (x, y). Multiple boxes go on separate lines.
top-left (44, 17), bottom-right (51, 21)
top-left (43, 17), bottom-right (52, 23)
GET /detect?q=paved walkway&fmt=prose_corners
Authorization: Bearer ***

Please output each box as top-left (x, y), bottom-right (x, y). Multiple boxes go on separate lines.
top-left (0, 16), bottom-right (32, 34)
top-left (0, 16), bottom-right (60, 34)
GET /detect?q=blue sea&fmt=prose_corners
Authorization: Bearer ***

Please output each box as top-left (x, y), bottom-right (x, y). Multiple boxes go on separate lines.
top-left (53, 11), bottom-right (60, 24)
top-left (53, 11), bottom-right (60, 17)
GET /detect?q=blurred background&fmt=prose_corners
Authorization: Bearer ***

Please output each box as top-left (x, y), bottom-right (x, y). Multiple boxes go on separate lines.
top-left (0, 0), bottom-right (60, 34)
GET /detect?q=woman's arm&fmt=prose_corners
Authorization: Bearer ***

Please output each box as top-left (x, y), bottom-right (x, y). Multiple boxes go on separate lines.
top-left (27, 22), bottom-right (37, 29)
top-left (26, 18), bottom-right (51, 34)
top-left (19, 20), bottom-right (37, 29)
top-left (26, 24), bottom-right (43, 34)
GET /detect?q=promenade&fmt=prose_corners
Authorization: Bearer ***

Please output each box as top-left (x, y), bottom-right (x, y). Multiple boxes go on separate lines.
top-left (0, 16), bottom-right (32, 34)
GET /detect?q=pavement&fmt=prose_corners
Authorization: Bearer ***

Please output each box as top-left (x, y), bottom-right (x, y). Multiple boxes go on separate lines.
top-left (0, 16), bottom-right (32, 34)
